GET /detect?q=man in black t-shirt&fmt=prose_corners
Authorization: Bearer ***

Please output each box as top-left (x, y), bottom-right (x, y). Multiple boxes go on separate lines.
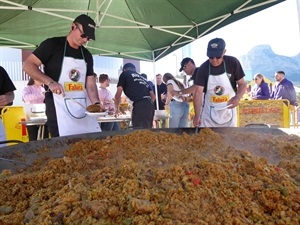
top-left (23, 14), bottom-right (102, 137)
top-left (174, 38), bottom-right (246, 127)
top-left (115, 63), bottom-right (155, 129)
top-left (0, 66), bottom-right (16, 114)
top-left (0, 66), bottom-right (16, 145)
top-left (179, 57), bottom-right (198, 86)
top-left (154, 74), bottom-right (167, 110)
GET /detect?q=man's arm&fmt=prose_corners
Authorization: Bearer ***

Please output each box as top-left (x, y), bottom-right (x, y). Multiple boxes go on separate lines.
top-left (86, 75), bottom-right (101, 105)
top-left (23, 54), bottom-right (53, 85)
top-left (23, 54), bottom-right (65, 95)
top-left (114, 86), bottom-right (123, 114)
top-left (150, 90), bottom-right (156, 102)
top-left (286, 83), bottom-right (297, 106)
top-left (0, 92), bottom-right (14, 108)
top-left (193, 85), bottom-right (204, 127)
top-left (172, 85), bottom-right (197, 96)
top-left (236, 78), bottom-right (247, 99)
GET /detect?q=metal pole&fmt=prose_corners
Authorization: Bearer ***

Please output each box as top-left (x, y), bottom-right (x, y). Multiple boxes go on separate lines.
top-left (173, 54), bottom-right (178, 76)
top-left (152, 51), bottom-right (159, 110)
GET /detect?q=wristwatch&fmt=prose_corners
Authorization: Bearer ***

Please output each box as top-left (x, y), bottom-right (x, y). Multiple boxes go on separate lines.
top-left (179, 91), bottom-right (182, 96)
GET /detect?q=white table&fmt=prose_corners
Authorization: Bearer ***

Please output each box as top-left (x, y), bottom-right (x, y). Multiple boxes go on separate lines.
top-left (98, 115), bottom-right (132, 129)
top-left (19, 118), bottom-right (47, 140)
top-left (153, 115), bottom-right (170, 128)
top-left (97, 115), bottom-right (131, 123)
top-left (19, 116), bottom-right (132, 140)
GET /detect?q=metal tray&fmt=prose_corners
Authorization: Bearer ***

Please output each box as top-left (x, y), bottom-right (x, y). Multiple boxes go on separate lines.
top-left (0, 127), bottom-right (290, 173)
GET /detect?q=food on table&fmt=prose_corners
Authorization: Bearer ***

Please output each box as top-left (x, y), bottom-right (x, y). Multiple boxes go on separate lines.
top-left (119, 102), bottom-right (131, 114)
top-left (86, 104), bottom-right (105, 113)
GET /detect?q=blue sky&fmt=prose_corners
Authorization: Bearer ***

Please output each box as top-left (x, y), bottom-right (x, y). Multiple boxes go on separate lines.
top-left (141, 0), bottom-right (300, 78)
top-left (194, 0), bottom-right (299, 58)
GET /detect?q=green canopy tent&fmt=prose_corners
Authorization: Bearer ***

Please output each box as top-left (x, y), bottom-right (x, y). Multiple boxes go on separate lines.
top-left (0, 0), bottom-right (286, 62)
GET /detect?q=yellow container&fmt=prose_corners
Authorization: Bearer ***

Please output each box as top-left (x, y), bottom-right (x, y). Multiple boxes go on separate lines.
top-left (0, 106), bottom-right (29, 145)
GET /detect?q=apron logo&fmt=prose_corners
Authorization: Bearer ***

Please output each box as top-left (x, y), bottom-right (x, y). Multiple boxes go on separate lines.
top-left (211, 94), bottom-right (230, 103)
top-left (69, 69), bottom-right (81, 82)
top-left (64, 82), bottom-right (84, 91)
top-left (214, 85), bottom-right (224, 96)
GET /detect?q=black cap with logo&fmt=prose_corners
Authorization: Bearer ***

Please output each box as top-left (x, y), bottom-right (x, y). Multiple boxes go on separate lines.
top-left (179, 57), bottom-right (194, 72)
top-left (207, 38), bottom-right (226, 58)
top-left (74, 14), bottom-right (96, 40)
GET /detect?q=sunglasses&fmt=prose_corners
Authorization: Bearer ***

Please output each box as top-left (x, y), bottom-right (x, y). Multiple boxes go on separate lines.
top-left (75, 23), bottom-right (90, 40)
top-left (209, 56), bottom-right (222, 59)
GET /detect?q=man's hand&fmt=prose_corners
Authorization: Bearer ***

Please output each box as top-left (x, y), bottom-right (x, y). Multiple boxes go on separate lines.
top-left (227, 96), bottom-right (241, 108)
top-left (114, 107), bottom-right (121, 118)
top-left (0, 95), bottom-right (9, 106)
top-left (48, 81), bottom-right (65, 96)
top-left (0, 92), bottom-right (14, 107)
top-left (193, 116), bottom-right (201, 127)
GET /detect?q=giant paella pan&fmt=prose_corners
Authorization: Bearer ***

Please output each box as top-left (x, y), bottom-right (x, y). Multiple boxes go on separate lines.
top-left (0, 128), bottom-right (299, 224)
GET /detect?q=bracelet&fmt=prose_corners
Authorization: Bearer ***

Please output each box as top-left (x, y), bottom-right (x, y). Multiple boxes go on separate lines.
top-left (94, 102), bottom-right (101, 105)
top-left (47, 81), bottom-right (55, 86)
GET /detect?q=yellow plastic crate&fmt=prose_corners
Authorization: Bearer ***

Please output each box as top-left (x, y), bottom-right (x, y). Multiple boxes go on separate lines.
top-left (238, 100), bottom-right (290, 128)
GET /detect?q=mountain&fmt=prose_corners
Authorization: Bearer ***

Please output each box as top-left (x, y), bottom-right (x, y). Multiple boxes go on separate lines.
top-left (239, 45), bottom-right (300, 85)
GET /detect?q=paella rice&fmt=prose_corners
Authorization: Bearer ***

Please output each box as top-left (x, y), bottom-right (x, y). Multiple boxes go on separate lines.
top-left (0, 129), bottom-right (299, 225)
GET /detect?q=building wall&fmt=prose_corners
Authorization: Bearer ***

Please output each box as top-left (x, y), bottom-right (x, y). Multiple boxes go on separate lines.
top-left (1, 48), bottom-right (140, 106)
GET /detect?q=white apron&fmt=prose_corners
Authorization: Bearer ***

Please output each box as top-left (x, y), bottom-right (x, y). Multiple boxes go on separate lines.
top-left (201, 62), bottom-right (237, 127)
top-left (53, 42), bottom-right (100, 136)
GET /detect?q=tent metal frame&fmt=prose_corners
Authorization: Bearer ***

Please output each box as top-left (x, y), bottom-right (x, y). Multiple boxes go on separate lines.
top-left (0, 0), bottom-right (286, 62)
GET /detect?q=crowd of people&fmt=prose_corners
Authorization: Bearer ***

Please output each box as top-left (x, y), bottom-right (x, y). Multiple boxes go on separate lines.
top-left (0, 14), bottom-right (299, 144)
top-left (248, 71), bottom-right (298, 107)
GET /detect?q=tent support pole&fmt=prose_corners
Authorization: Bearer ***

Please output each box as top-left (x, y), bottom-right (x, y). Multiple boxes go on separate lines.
top-left (296, 0), bottom-right (300, 82)
top-left (152, 51), bottom-right (159, 110)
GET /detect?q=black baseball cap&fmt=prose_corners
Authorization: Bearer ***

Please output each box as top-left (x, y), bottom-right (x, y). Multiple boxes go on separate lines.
top-left (140, 73), bottom-right (147, 79)
top-left (179, 57), bottom-right (194, 72)
top-left (207, 38), bottom-right (225, 58)
top-left (74, 14), bottom-right (96, 40)
top-left (123, 63), bottom-right (136, 71)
